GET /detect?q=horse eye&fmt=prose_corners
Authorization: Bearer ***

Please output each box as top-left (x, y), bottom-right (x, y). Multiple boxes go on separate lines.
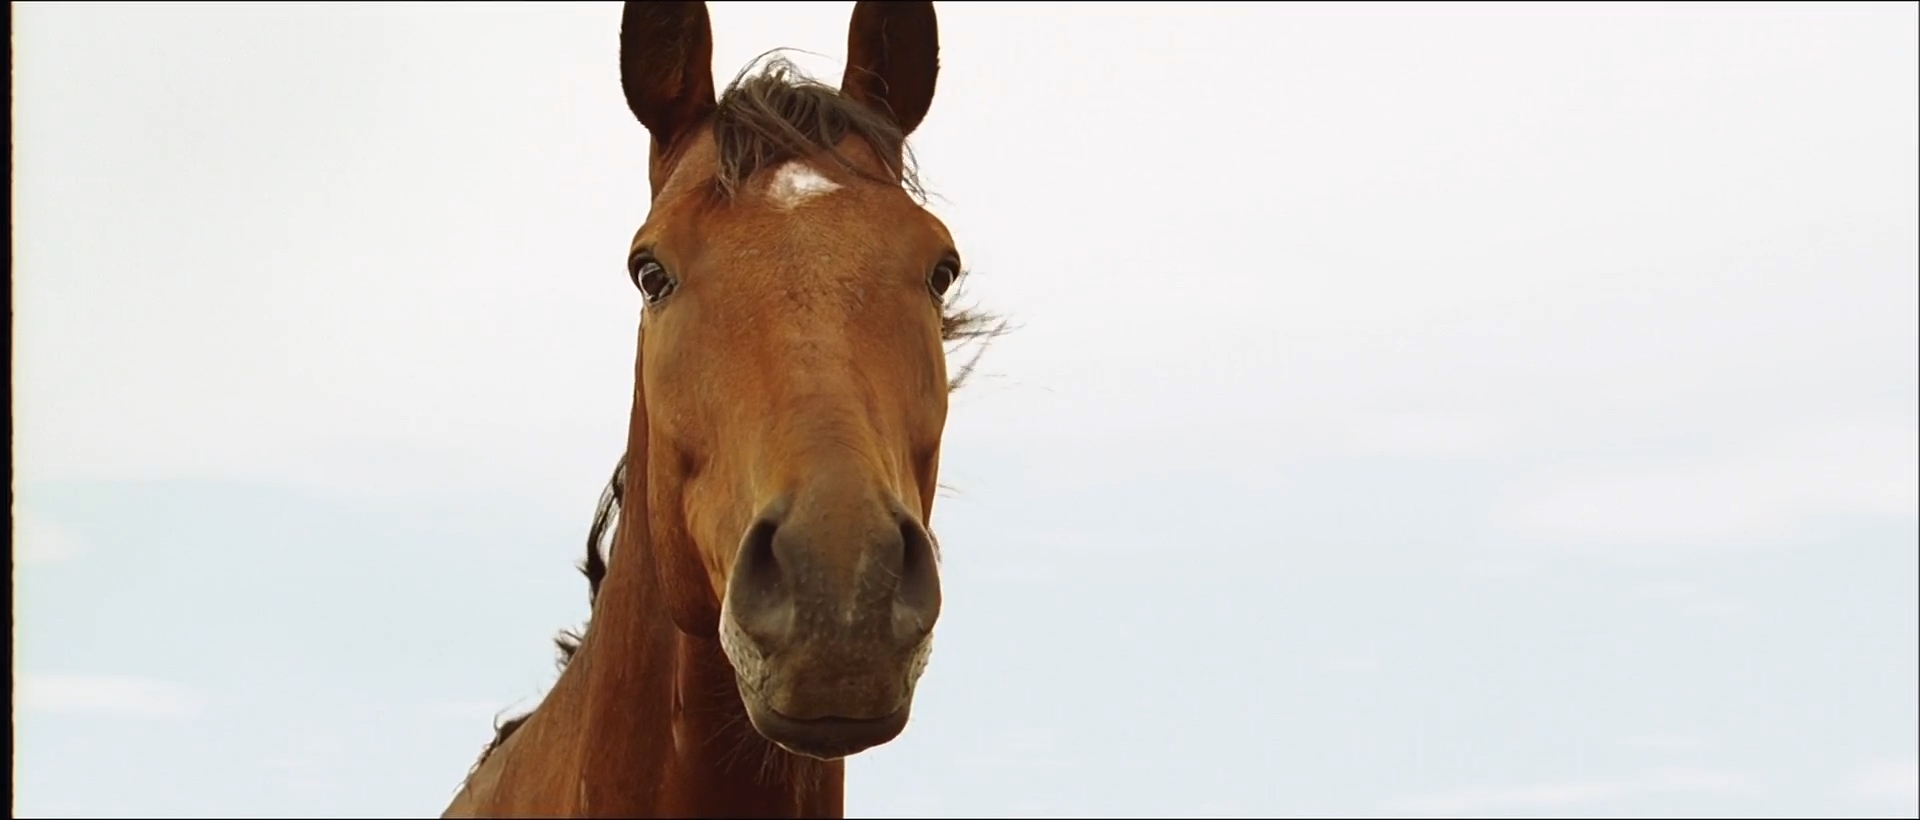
top-left (631, 259), bottom-right (676, 304)
top-left (928, 262), bottom-right (959, 301)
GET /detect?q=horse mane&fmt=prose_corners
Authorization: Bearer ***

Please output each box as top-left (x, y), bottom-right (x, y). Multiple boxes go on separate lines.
top-left (466, 57), bottom-right (1005, 775)
top-left (708, 53), bottom-right (924, 202)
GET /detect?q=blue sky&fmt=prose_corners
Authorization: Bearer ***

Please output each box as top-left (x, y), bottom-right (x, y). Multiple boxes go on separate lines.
top-left (13, 3), bottom-right (1917, 817)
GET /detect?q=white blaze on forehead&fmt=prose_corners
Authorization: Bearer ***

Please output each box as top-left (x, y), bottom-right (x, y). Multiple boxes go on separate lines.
top-left (766, 160), bottom-right (842, 208)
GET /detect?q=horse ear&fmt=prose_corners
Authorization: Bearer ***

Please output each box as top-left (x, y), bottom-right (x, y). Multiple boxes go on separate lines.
top-left (839, 0), bottom-right (940, 137)
top-left (619, 1), bottom-right (717, 148)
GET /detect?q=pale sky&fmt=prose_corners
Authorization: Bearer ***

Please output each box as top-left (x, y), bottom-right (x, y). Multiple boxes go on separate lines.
top-left (12, 2), bottom-right (1919, 818)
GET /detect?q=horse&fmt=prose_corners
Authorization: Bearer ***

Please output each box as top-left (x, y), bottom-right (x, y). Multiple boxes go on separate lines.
top-left (441, 2), bottom-right (1000, 816)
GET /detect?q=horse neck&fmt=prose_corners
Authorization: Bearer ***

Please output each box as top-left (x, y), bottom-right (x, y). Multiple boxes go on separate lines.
top-left (571, 501), bottom-right (843, 817)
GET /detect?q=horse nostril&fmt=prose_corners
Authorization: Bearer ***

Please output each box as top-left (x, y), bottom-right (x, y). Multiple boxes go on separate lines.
top-left (892, 520), bottom-right (941, 641)
top-left (730, 514), bottom-right (794, 644)
top-left (737, 516), bottom-right (781, 589)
